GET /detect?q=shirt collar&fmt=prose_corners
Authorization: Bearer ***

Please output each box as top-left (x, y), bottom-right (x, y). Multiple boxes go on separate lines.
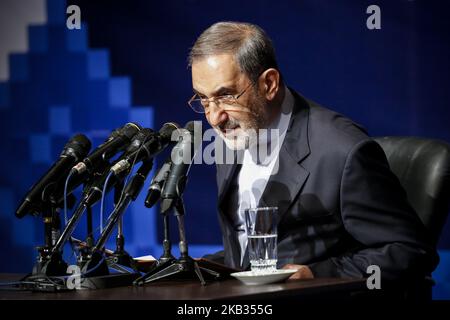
top-left (246, 86), bottom-right (294, 165)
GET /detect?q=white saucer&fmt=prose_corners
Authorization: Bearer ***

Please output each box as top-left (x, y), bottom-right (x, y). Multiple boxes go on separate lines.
top-left (230, 269), bottom-right (297, 285)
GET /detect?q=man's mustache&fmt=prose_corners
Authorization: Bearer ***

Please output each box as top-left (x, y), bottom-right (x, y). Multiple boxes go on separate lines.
top-left (217, 118), bottom-right (240, 131)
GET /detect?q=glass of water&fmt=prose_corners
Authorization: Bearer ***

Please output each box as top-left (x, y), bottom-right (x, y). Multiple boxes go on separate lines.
top-left (244, 207), bottom-right (278, 274)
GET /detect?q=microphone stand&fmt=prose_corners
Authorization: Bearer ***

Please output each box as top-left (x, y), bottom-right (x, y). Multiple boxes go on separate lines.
top-left (161, 210), bottom-right (176, 264)
top-left (80, 160), bottom-right (154, 285)
top-left (49, 163), bottom-right (122, 279)
top-left (85, 205), bottom-right (94, 248)
top-left (29, 204), bottom-right (68, 277)
top-left (134, 196), bottom-right (220, 286)
top-left (25, 184), bottom-right (80, 279)
top-left (20, 191), bottom-right (76, 292)
top-left (106, 180), bottom-right (139, 272)
top-left (133, 209), bottom-right (176, 285)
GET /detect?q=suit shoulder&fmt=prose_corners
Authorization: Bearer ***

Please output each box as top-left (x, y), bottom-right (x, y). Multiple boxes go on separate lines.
top-left (306, 98), bottom-right (371, 153)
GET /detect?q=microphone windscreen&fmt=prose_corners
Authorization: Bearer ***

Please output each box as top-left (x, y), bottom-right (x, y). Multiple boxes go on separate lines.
top-left (184, 120), bottom-right (204, 138)
top-left (125, 128), bottom-right (154, 153)
top-left (121, 122), bottom-right (142, 139)
top-left (62, 134), bottom-right (91, 161)
top-left (159, 122), bottom-right (180, 140)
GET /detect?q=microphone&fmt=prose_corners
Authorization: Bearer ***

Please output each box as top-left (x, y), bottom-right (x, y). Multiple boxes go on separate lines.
top-left (110, 122), bottom-right (179, 175)
top-left (123, 128), bottom-right (155, 156)
top-left (51, 125), bottom-right (148, 206)
top-left (15, 134), bottom-right (92, 218)
top-left (160, 121), bottom-right (200, 213)
top-left (52, 124), bottom-right (177, 254)
top-left (80, 128), bottom-right (155, 207)
top-left (144, 158), bottom-right (172, 208)
top-left (71, 122), bottom-right (141, 175)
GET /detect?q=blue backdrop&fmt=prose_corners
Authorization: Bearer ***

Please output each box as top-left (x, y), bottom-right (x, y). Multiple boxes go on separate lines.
top-left (0, 0), bottom-right (449, 298)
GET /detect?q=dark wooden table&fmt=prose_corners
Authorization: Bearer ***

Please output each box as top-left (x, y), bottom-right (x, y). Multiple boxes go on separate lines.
top-left (0, 274), bottom-right (367, 300)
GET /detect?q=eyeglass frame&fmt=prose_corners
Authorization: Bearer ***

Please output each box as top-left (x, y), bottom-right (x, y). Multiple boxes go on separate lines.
top-left (187, 72), bottom-right (263, 114)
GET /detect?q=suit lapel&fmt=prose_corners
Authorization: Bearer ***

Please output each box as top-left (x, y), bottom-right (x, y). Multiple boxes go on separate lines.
top-left (258, 144), bottom-right (309, 219)
top-left (240, 91), bottom-right (312, 270)
top-left (215, 89), bottom-right (312, 269)
top-left (258, 90), bottom-right (311, 219)
top-left (217, 149), bottom-right (243, 207)
top-left (217, 90), bottom-right (312, 217)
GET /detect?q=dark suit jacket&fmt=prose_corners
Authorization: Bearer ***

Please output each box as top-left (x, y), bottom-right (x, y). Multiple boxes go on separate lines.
top-left (207, 89), bottom-right (438, 283)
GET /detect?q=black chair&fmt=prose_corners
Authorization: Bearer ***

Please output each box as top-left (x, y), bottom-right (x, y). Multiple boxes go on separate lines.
top-left (374, 136), bottom-right (450, 299)
top-left (374, 136), bottom-right (450, 245)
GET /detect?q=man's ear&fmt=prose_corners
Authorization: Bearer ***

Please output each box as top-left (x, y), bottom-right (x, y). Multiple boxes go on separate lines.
top-left (259, 68), bottom-right (280, 101)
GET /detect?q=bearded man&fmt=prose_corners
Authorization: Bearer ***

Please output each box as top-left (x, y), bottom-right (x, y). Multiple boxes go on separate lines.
top-left (187, 21), bottom-right (437, 291)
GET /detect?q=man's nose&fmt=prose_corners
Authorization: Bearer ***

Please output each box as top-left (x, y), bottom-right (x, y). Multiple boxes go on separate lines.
top-left (208, 104), bottom-right (228, 127)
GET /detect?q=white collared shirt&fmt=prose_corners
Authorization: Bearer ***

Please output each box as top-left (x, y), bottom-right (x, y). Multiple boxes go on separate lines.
top-left (234, 87), bottom-right (294, 265)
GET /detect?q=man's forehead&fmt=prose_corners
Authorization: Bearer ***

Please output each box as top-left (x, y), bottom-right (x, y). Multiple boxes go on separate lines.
top-left (191, 55), bottom-right (242, 94)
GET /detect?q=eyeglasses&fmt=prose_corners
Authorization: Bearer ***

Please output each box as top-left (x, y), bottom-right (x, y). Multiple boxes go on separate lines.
top-left (188, 81), bottom-right (256, 114)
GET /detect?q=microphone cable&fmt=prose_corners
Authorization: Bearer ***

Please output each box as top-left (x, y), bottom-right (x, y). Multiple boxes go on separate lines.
top-left (63, 170), bottom-right (75, 226)
top-left (63, 170), bottom-right (79, 263)
top-left (100, 131), bottom-right (154, 235)
top-left (0, 255), bottom-right (107, 291)
top-left (99, 171), bottom-right (114, 234)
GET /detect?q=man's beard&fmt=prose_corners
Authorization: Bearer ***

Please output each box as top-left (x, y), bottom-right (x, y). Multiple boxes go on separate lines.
top-left (216, 121), bottom-right (252, 150)
top-left (214, 93), bottom-right (268, 150)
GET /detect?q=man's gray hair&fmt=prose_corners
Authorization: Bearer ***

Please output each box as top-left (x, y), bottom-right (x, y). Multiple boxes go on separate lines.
top-left (188, 21), bottom-right (280, 84)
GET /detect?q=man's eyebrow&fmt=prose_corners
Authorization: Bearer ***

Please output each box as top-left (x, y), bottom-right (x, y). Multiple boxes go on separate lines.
top-left (193, 86), bottom-right (236, 97)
